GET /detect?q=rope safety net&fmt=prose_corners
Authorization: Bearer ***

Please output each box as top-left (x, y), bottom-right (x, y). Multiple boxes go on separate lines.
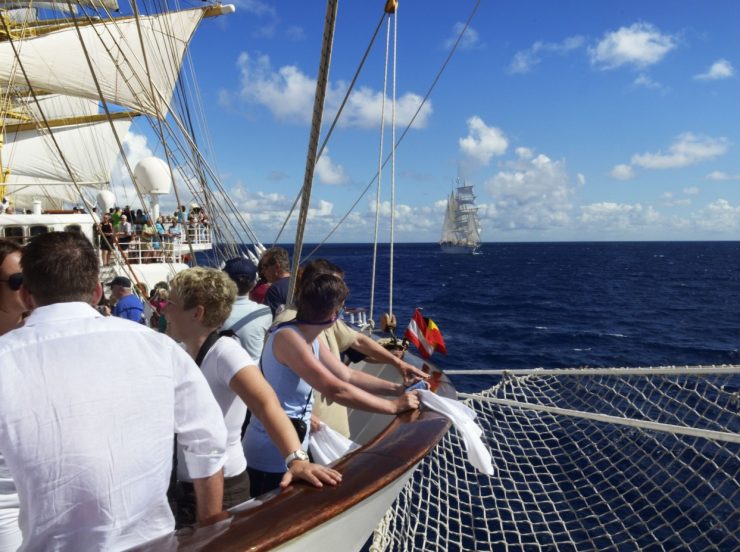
top-left (371, 366), bottom-right (739, 551)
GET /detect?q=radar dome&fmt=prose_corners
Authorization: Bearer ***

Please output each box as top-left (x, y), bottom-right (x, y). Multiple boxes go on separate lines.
top-left (96, 190), bottom-right (116, 213)
top-left (134, 157), bottom-right (172, 195)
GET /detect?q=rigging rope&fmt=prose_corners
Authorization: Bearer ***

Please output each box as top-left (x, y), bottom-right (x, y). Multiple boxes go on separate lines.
top-left (388, 7), bottom-right (397, 319)
top-left (303, 0), bottom-right (482, 261)
top-left (369, 14), bottom-right (391, 324)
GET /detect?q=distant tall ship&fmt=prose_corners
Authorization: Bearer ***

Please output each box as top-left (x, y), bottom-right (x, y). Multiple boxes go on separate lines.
top-left (440, 178), bottom-right (481, 254)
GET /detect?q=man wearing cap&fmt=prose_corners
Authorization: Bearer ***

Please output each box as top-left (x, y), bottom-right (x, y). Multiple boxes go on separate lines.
top-left (222, 258), bottom-right (272, 361)
top-left (109, 276), bottom-right (145, 324)
top-left (0, 231), bottom-right (227, 550)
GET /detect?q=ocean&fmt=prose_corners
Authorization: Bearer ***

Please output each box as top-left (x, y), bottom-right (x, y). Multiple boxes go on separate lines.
top-left (243, 241), bottom-right (740, 393)
top-left (202, 241), bottom-right (738, 549)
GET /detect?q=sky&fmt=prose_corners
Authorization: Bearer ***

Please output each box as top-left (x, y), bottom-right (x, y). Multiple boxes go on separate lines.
top-left (126, 0), bottom-right (740, 243)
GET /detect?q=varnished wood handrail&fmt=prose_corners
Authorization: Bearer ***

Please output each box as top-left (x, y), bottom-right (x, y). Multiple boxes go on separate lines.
top-left (135, 366), bottom-right (455, 551)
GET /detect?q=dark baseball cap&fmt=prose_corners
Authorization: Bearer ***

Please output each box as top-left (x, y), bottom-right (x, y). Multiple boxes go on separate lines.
top-left (223, 258), bottom-right (257, 283)
top-left (107, 276), bottom-right (132, 288)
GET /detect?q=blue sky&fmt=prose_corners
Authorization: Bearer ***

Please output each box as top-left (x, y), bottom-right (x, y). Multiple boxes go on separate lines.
top-left (129, 0), bottom-right (740, 243)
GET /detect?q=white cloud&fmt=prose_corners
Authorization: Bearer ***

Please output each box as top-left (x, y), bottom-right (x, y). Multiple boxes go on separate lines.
top-left (694, 59), bottom-right (734, 81)
top-left (515, 147), bottom-right (533, 159)
top-left (443, 22), bottom-right (482, 51)
top-left (234, 0), bottom-right (276, 17)
top-left (633, 73), bottom-right (661, 89)
top-left (315, 148), bottom-right (348, 185)
top-left (589, 22), bottom-right (676, 70)
top-left (234, 52), bottom-right (432, 129)
top-left (630, 133), bottom-right (728, 170)
top-left (341, 87), bottom-right (431, 129)
top-left (578, 202), bottom-right (661, 229)
top-left (458, 116), bottom-right (508, 167)
top-left (692, 199), bottom-right (740, 232)
top-left (509, 35), bottom-right (585, 74)
top-left (110, 131), bottom-right (154, 206)
top-left (369, 200), bottom-right (439, 233)
top-left (683, 186), bottom-right (699, 196)
top-left (706, 171), bottom-right (730, 180)
top-left (231, 0), bottom-right (279, 39)
top-left (660, 192), bottom-right (691, 207)
top-left (285, 26), bottom-right (305, 41)
top-left (484, 152), bottom-right (574, 229)
top-left (706, 170), bottom-right (740, 181)
top-left (228, 185), bottom-right (342, 238)
top-left (611, 164), bottom-right (635, 180)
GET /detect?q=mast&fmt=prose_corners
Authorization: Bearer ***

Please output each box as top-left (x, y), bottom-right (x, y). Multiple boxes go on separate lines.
top-left (288, 0), bottom-right (339, 304)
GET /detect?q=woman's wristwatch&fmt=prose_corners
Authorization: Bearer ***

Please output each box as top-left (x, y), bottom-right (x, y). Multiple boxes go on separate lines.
top-left (285, 449), bottom-right (309, 467)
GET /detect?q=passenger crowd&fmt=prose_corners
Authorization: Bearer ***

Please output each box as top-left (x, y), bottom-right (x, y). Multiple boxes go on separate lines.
top-left (96, 204), bottom-right (210, 266)
top-left (0, 232), bottom-right (426, 551)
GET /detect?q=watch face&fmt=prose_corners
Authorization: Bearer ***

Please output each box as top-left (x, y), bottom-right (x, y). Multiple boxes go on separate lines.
top-left (286, 449), bottom-right (309, 466)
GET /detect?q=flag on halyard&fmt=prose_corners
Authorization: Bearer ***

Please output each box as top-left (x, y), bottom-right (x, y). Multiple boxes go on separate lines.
top-left (404, 308), bottom-right (447, 360)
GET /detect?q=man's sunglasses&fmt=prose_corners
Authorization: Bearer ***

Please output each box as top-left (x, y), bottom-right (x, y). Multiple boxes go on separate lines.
top-left (0, 273), bottom-right (22, 291)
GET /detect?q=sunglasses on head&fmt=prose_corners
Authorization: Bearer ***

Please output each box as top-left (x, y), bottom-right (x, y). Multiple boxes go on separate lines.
top-left (0, 272), bottom-right (22, 291)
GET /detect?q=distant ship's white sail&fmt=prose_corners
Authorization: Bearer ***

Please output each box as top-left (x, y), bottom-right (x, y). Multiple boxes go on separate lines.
top-left (440, 179), bottom-right (481, 253)
top-left (440, 191), bottom-right (458, 243)
top-left (0, 9), bottom-right (204, 118)
top-left (5, 118), bottom-right (131, 185)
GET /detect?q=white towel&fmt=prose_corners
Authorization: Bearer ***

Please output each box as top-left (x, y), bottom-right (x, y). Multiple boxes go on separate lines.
top-left (418, 389), bottom-right (494, 475)
top-left (309, 422), bottom-right (361, 465)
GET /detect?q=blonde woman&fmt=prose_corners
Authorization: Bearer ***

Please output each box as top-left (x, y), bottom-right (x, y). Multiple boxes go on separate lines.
top-left (164, 268), bottom-right (340, 524)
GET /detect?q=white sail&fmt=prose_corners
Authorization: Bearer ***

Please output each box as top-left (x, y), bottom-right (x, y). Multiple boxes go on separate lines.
top-left (5, 118), bottom-right (131, 184)
top-left (0, 9), bottom-right (204, 118)
top-left (440, 191), bottom-right (458, 243)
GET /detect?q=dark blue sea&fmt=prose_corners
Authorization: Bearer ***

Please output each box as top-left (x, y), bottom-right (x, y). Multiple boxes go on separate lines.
top-left (202, 242), bottom-right (739, 549)
top-left (215, 241), bottom-right (740, 393)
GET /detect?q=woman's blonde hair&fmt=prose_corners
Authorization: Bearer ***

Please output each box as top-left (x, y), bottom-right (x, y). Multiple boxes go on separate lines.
top-left (169, 267), bottom-right (237, 328)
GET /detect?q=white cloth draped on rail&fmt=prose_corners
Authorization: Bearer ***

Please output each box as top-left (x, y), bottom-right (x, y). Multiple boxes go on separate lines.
top-left (309, 422), bottom-right (360, 465)
top-left (418, 389), bottom-right (494, 475)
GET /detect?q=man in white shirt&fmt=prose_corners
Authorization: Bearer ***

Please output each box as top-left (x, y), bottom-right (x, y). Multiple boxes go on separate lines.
top-left (0, 231), bottom-right (228, 550)
top-left (221, 257), bottom-right (271, 361)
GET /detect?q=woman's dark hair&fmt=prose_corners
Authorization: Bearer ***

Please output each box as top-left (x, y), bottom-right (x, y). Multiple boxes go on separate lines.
top-left (296, 272), bottom-right (348, 323)
top-left (295, 259), bottom-right (344, 304)
top-left (0, 238), bottom-right (22, 266)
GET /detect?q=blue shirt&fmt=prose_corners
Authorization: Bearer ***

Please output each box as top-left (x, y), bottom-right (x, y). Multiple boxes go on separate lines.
top-left (242, 325), bottom-right (317, 473)
top-left (265, 277), bottom-right (290, 316)
top-left (112, 293), bottom-right (145, 324)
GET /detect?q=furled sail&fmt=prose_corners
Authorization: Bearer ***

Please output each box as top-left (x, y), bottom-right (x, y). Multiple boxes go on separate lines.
top-left (4, 117), bottom-right (131, 185)
top-left (0, 9), bottom-right (204, 118)
top-left (0, 0), bottom-right (119, 11)
top-left (2, 178), bottom-right (89, 208)
top-left (8, 94), bottom-right (99, 122)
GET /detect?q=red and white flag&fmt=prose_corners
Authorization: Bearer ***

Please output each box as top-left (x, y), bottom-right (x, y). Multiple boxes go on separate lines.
top-left (404, 308), bottom-right (447, 360)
